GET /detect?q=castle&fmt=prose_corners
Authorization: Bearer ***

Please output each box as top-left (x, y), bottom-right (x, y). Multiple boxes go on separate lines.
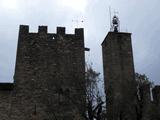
top-left (0, 19), bottom-right (160, 119)
top-left (0, 25), bottom-right (86, 120)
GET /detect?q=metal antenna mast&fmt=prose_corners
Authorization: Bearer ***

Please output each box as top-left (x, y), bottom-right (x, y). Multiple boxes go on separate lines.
top-left (72, 16), bottom-right (84, 28)
top-left (109, 6), bottom-right (112, 31)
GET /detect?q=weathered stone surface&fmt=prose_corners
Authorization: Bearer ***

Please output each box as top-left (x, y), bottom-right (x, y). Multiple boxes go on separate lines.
top-left (102, 32), bottom-right (137, 120)
top-left (0, 25), bottom-right (86, 120)
top-left (1, 26), bottom-right (160, 120)
top-left (102, 32), bottom-right (160, 120)
top-left (0, 90), bottom-right (12, 119)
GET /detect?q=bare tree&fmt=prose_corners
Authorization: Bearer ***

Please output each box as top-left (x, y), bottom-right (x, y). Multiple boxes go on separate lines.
top-left (85, 63), bottom-right (106, 120)
top-left (63, 63), bottom-right (106, 120)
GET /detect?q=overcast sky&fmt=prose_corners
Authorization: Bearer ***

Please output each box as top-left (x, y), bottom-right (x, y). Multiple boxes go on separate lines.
top-left (0, 0), bottom-right (160, 85)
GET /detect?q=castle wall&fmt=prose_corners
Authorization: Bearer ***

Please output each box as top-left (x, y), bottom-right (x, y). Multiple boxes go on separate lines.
top-left (0, 83), bottom-right (13, 119)
top-left (102, 32), bottom-right (137, 120)
top-left (7, 25), bottom-right (86, 120)
top-left (0, 25), bottom-right (160, 120)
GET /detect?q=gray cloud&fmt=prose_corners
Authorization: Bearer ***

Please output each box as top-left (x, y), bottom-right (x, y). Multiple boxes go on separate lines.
top-left (0, 0), bottom-right (160, 85)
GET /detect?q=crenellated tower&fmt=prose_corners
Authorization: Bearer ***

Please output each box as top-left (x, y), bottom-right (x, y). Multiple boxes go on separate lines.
top-left (11, 25), bottom-right (86, 120)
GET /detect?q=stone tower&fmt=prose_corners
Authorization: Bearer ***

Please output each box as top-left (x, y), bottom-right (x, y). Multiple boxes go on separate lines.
top-left (9, 25), bottom-right (86, 120)
top-left (102, 32), bottom-right (137, 120)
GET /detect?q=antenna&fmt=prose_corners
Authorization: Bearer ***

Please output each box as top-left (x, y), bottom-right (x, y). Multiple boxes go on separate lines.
top-left (72, 16), bottom-right (84, 28)
top-left (109, 6), bottom-right (112, 31)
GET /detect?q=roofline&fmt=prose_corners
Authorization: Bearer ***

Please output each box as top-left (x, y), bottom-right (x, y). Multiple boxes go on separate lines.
top-left (101, 31), bottom-right (132, 45)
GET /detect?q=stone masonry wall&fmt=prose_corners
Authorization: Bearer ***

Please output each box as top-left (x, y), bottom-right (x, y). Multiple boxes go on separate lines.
top-left (0, 25), bottom-right (86, 120)
top-left (102, 32), bottom-right (137, 120)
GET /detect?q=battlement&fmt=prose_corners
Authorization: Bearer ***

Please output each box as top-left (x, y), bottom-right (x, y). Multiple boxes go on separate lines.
top-left (57, 27), bottom-right (65, 34)
top-left (12, 24), bottom-right (86, 119)
top-left (19, 25), bottom-right (84, 36)
top-left (38, 26), bottom-right (47, 33)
